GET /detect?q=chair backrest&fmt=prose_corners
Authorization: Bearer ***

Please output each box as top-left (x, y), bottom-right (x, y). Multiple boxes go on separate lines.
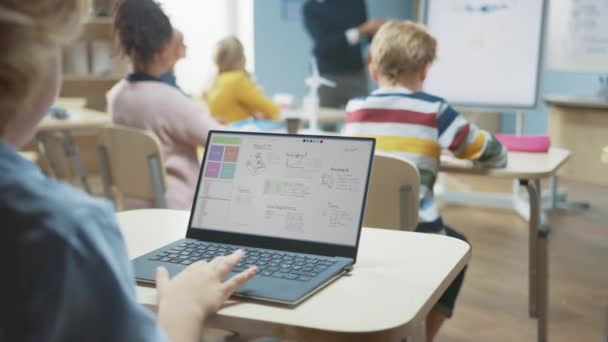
top-left (363, 153), bottom-right (420, 231)
top-left (97, 125), bottom-right (167, 208)
top-left (36, 132), bottom-right (73, 180)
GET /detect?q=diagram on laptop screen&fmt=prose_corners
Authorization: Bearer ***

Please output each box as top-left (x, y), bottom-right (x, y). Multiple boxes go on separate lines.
top-left (192, 134), bottom-right (373, 246)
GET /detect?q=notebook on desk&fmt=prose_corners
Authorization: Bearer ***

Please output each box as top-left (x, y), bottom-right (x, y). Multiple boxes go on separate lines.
top-left (133, 131), bottom-right (375, 305)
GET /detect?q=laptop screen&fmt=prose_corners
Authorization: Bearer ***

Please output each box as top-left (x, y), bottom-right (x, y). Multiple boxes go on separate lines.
top-left (190, 132), bottom-right (375, 247)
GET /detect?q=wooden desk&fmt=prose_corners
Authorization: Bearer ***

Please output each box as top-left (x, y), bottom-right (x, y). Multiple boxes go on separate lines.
top-left (36, 108), bottom-right (111, 193)
top-left (545, 95), bottom-right (608, 186)
top-left (117, 209), bottom-right (471, 342)
top-left (55, 97), bottom-right (87, 109)
top-left (441, 148), bottom-right (571, 179)
top-left (38, 108), bottom-right (110, 132)
top-left (291, 107), bottom-right (346, 126)
top-left (439, 148), bottom-right (571, 342)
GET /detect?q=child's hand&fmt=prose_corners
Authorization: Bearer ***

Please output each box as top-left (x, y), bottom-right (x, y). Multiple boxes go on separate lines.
top-left (156, 250), bottom-right (258, 342)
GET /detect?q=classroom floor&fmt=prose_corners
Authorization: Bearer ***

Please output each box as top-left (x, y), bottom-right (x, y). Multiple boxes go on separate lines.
top-left (439, 179), bottom-right (608, 342)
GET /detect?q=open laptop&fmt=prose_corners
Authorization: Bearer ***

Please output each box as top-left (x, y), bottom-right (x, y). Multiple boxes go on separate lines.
top-left (133, 131), bottom-right (375, 305)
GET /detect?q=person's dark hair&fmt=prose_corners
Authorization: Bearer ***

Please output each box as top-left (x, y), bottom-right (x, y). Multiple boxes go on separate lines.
top-left (114, 0), bottom-right (173, 66)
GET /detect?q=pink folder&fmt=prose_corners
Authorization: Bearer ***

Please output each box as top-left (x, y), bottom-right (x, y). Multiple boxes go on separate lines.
top-left (494, 134), bottom-right (551, 153)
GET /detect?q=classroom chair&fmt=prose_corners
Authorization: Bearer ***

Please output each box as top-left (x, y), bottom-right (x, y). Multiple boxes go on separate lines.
top-left (34, 132), bottom-right (106, 195)
top-left (363, 153), bottom-right (420, 231)
top-left (97, 125), bottom-right (167, 209)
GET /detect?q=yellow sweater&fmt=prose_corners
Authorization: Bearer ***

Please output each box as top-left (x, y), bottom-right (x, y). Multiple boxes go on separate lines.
top-left (206, 71), bottom-right (280, 124)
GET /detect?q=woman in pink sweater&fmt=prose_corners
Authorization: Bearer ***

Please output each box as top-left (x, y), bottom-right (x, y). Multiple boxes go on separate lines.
top-left (107, 0), bottom-right (223, 210)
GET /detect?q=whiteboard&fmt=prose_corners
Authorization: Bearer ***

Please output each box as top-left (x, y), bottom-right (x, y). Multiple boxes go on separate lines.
top-left (547, 0), bottom-right (608, 72)
top-left (423, 0), bottom-right (546, 109)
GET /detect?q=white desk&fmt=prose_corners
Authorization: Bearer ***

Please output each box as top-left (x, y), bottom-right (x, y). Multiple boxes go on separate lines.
top-left (118, 209), bottom-right (470, 342)
top-left (36, 108), bottom-right (111, 193)
top-left (439, 148), bottom-right (571, 342)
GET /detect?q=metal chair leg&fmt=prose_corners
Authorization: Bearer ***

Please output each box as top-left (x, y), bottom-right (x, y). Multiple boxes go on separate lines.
top-left (148, 154), bottom-right (166, 208)
top-left (96, 144), bottom-right (116, 204)
top-left (520, 178), bottom-right (549, 342)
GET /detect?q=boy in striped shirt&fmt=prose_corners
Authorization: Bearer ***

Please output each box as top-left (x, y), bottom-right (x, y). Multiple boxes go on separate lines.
top-left (343, 21), bottom-right (507, 340)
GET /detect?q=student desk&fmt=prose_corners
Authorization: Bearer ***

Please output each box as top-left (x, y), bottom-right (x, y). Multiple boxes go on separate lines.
top-left (36, 108), bottom-right (111, 193)
top-left (440, 147), bottom-right (571, 342)
top-left (117, 209), bottom-right (471, 342)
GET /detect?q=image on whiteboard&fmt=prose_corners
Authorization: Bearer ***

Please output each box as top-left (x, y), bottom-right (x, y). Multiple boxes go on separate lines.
top-left (264, 179), bottom-right (312, 198)
top-left (425, 0), bottom-right (543, 107)
top-left (321, 173), bottom-right (335, 189)
top-left (455, 0), bottom-right (518, 14)
top-left (323, 201), bottom-right (355, 229)
top-left (547, 0), bottom-right (608, 72)
top-left (246, 152), bottom-right (266, 175)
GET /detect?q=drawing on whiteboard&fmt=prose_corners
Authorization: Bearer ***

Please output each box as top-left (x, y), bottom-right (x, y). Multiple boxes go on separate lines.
top-left (323, 201), bottom-right (355, 229)
top-left (234, 185), bottom-right (253, 205)
top-left (285, 152), bottom-right (309, 169)
top-left (548, 0), bottom-right (608, 72)
top-left (195, 197), bottom-right (231, 227)
top-left (265, 204), bottom-right (305, 232)
top-left (567, 1), bottom-right (608, 53)
top-left (330, 167), bottom-right (360, 192)
top-left (285, 212), bottom-right (305, 232)
top-left (264, 179), bottom-right (312, 198)
top-left (425, 0), bottom-right (543, 107)
top-left (321, 173), bottom-right (335, 189)
top-left (456, 0), bottom-right (518, 14)
top-left (246, 152), bottom-right (266, 175)
top-left (198, 180), bottom-right (233, 200)
top-left (285, 152), bottom-right (322, 178)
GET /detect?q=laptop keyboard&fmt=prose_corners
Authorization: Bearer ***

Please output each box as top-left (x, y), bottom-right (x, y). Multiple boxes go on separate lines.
top-left (147, 240), bottom-right (338, 282)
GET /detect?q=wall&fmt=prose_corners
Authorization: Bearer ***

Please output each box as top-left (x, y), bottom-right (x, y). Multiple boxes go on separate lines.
top-left (253, 0), bottom-right (311, 104)
top-left (253, 0), bottom-right (415, 105)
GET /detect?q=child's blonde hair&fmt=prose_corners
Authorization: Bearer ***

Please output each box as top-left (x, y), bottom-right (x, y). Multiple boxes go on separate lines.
top-left (214, 36), bottom-right (245, 73)
top-left (370, 20), bottom-right (437, 82)
top-left (0, 0), bottom-right (90, 135)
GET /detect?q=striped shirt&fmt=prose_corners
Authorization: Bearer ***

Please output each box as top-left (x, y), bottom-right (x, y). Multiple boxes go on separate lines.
top-left (344, 87), bottom-right (507, 230)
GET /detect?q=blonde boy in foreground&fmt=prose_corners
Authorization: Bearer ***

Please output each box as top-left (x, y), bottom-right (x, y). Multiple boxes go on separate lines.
top-left (344, 21), bottom-right (507, 341)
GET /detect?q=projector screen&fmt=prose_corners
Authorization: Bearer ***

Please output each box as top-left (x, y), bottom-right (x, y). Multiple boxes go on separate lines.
top-left (423, 0), bottom-right (546, 109)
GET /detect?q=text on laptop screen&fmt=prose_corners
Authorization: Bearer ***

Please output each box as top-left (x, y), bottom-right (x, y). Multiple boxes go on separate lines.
top-left (191, 132), bottom-right (374, 246)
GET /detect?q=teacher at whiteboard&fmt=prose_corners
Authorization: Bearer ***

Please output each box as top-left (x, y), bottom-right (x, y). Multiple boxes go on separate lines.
top-left (302, 0), bottom-right (384, 108)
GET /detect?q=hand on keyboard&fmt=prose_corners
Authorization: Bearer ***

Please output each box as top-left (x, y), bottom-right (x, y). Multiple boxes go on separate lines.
top-left (155, 250), bottom-right (258, 341)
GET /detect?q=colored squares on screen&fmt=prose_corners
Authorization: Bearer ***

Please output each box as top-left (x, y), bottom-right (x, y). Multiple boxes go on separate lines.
top-left (223, 146), bottom-right (240, 162)
top-left (208, 145), bottom-right (224, 161)
top-left (205, 162), bottom-right (221, 178)
top-left (220, 163), bottom-right (237, 180)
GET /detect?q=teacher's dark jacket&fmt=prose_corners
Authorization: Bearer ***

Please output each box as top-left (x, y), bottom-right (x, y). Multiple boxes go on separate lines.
top-left (302, 0), bottom-right (368, 74)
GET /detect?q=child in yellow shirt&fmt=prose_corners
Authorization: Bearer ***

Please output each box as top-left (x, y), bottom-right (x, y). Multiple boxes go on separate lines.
top-left (205, 36), bottom-right (280, 124)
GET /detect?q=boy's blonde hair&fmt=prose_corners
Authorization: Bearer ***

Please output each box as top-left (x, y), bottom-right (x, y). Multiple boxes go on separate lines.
top-left (0, 0), bottom-right (89, 135)
top-left (214, 36), bottom-right (245, 73)
top-left (370, 20), bottom-right (437, 82)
